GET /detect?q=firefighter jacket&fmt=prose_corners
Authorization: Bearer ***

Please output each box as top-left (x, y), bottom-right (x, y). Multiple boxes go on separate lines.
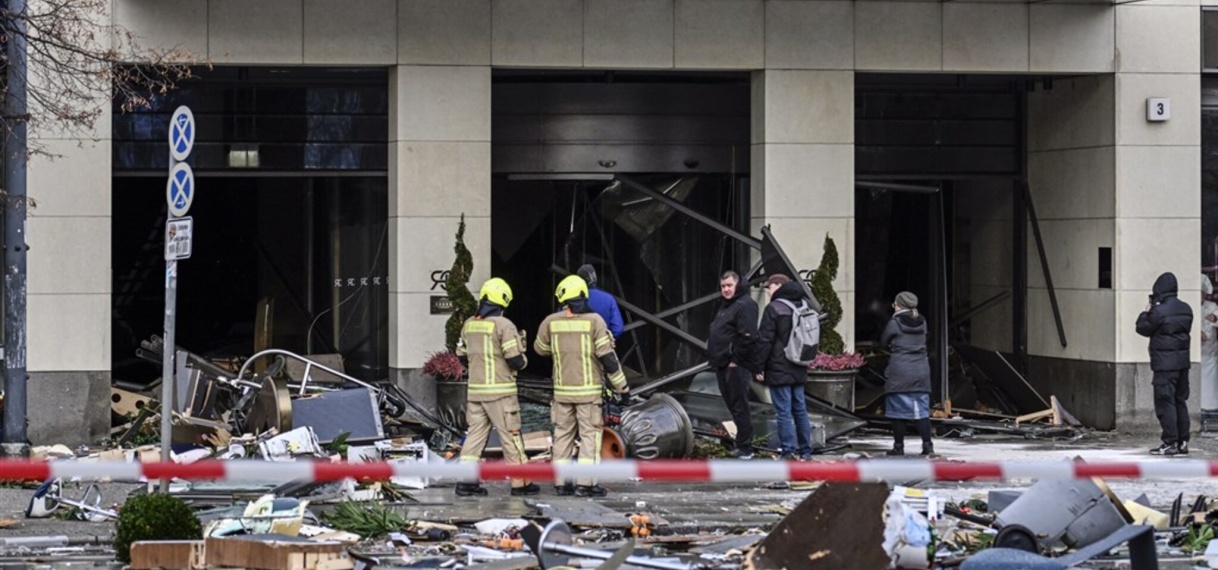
top-left (534, 310), bottom-right (627, 404)
top-left (457, 315), bottom-right (527, 403)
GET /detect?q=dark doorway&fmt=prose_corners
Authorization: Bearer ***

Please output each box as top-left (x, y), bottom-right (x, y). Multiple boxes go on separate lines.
top-left (491, 174), bottom-right (747, 380)
top-left (111, 176), bottom-right (388, 384)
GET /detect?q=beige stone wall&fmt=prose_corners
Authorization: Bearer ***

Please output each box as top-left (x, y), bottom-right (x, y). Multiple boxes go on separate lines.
top-left (388, 66), bottom-right (492, 369)
top-left (1026, 76), bottom-right (1118, 363)
top-left (750, 70), bottom-right (855, 350)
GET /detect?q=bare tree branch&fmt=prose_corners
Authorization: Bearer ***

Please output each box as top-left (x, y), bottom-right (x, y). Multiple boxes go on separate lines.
top-left (0, 0), bottom-right (200, 172)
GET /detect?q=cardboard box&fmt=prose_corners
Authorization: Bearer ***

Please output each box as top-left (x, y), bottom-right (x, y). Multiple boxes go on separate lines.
top-left (204, 535), bottom-right (352, 570)
top-left (129, 540), bottom-right (205, 569)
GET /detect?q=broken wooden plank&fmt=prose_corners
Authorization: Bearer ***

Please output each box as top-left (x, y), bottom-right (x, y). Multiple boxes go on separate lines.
top-left (1014, 408), bottom-right (1054, 427)
top-left (745, 483), bottom-right (889, 570)
top-left (204, 535), bottom-right (352, 570)
top-left (129, 540), bottom-right (206, 570)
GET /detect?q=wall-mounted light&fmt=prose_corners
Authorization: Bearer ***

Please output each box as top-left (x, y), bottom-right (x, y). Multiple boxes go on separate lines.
top-left (228, 144), bottom-right (260, 168)
top-left (598, 159), bottom-right (617, 169)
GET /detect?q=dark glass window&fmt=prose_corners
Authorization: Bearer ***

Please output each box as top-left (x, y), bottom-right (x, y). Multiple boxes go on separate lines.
top-left (1205, 10), bottom-right (1218, 72)
top-left (113, 67), bottom-right (388, 173)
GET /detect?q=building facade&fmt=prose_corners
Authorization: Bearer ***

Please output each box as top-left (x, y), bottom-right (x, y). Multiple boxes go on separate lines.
top-left (20, 0), bottom-right (1205, 443)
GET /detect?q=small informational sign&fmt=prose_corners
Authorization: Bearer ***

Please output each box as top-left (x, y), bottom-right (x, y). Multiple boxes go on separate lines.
top-left (1147, 98), bottom-right (1171, 122)
top-left (165, 217), bottom-right (193, 260)
top-left (430, 296), bottom-right (454, 315)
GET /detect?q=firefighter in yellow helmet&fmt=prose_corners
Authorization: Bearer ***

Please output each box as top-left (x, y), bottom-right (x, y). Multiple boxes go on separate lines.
top-left (454, 277), bottom-right (538, 497)
top-left (534, 274), bottom-right (629, 497)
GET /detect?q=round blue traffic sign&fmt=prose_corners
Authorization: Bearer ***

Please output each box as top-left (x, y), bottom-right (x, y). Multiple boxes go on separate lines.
top-left (166, 162), bottom-right (194, 217)
top-left (169, 106), bottom-right (195, 162)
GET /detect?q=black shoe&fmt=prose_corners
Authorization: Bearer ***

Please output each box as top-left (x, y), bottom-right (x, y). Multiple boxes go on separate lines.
top-left (921, 443), bottom-right (934, 456)
top-left (778, 453), bottom-right (796, 461)
top-left (510, 483), bottom-right (541, 496)
top-left (555, 484), bottom-right (575, 496)
top-left (1179, 440), bottom-right (1190, 455)
top-left (1150, 443), bottom-right (1180, 456)
top-left (575, 485), bottom-right (608, 497)
top-left (455, 483), bottom-right (488, 496)
top-left (885, 446), bottom-right (905, 457)
top-left (730, 449), bottom-right (754, 460)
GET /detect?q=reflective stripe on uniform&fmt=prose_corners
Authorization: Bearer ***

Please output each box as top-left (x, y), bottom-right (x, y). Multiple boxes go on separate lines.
top-left (468, 384), bottom-right (516, 395)
top-left (501, 339), bottom-right (518, 353)
top-left (607, 370), bottom-right (627, 390)
top-left (554, 386), bottom-right (602, 396)
top-left (581, 335), bottom-right (594, 386)
top-left (595, 336), bottom-right (610, 350)
top-left (466, 321), bottom-right (495, 334)
top-left (550, 320), bottom-right (592, 333)
top-left (482, 332), bottom-right (495, 384)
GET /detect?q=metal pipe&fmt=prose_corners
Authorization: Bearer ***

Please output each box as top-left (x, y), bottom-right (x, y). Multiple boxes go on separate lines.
top-left (855, 180), bottom-right (941, 194)
top-left (616, 175), bottom-right (761, 250)
top-left (236, 349), bottom-right (377, 392)
top-left (542, 542), bottom-right (695, 570)
top-left (631, 362), bottom-right (711, 397)
top-left (2, 0), bottom-right (29, 456)
top-left (1022, 182), bottom-right (1067, 348)
top-left (949, 290), bottom-right (1013, 328)
top-left (621, 260), bottom-right (764, 333)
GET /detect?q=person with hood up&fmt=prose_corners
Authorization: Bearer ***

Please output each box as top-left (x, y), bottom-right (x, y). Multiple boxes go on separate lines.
top-left (706, 270), bottom-right (762, 459)
top-left (755, 274), bottom-right (821, 460)
top-left (880, 291), bottom-right (933, 456)
top-left (577, 264), bottom-right (624, 339)
top-left (1203, 275), bottom-right (1218, 422)
top-left (1136, 272), bottom-right (1194, 456)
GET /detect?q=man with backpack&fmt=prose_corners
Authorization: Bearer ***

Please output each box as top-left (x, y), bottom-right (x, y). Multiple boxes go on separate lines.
top-left (755, 274), bottom-right (821, 460)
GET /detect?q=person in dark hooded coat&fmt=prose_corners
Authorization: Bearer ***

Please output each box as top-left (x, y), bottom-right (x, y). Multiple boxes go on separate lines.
top-left (880, 291), bottom-right (933, 456)
top-left (755, 274), bottom-right (820, 460)
top-left (1136, 272), bottom-right (1194, 456)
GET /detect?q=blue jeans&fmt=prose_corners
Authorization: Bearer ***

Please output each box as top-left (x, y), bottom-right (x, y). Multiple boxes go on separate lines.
top-left (769, 384), bottom-right (812, 457)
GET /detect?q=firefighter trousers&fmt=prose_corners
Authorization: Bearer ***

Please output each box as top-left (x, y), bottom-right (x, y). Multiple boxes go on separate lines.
top-left (552, 401), bottom-right (603, 487)
top-left (460, 397), bottom-right (529, 488)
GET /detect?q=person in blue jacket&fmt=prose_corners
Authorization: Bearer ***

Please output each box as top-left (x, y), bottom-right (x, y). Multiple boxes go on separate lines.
top-left (577, 264), bottom-right (624, 339)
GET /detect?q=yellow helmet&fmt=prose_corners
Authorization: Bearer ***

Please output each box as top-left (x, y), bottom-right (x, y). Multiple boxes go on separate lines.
top-left (555, 275), bottom-right (589, 304)
top-left (479, 278), bottom-right (513, 308)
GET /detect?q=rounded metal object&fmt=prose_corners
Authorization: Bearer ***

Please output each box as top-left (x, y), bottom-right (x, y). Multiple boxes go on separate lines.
top-left (617, 393), bottom-right (695, 459)
top-left (537, 520), bottom-right (574, 569)
top-left (245, 378), bottom-right (292, 434)
top-left (994, 524), bottom-right (1040, 553)
top-left (601, 427), bottom-right (626, 459)
top-left (435, 380), bottom-right (469, 432)
top-left (805, 369), bottom-right (856, 410)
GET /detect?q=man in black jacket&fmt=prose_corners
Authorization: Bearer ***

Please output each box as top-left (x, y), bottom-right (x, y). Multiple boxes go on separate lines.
top-left (1136, 272), bottom-right (1195, 456)
top-left (756, 274), bottom-right (820, 460)
top-left (706, 271), bottom-right (761, 459)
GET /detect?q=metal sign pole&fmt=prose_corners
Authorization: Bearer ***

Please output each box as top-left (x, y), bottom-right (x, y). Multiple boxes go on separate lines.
top-left (159, 106), bottom-right (195, 492)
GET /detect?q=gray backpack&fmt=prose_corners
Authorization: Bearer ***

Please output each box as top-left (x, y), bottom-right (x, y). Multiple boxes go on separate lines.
top-left (776, 299), bottom-right (820, 366)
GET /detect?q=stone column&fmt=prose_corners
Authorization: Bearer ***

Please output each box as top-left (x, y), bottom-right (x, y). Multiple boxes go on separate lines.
top-left (1112, 4), bottom-right (1202, 431)
top-left (388, 65), bottom-right (492, 381)
top-left (750, 70), bottom-right (855, 350)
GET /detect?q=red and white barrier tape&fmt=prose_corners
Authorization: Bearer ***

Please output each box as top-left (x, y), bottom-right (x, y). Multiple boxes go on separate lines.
top-left (1, 459), bottom-right (1217, 483)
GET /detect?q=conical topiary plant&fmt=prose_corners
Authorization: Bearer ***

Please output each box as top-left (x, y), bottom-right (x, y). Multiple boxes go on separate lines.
top-left (809, 233), bottom-right (844, 355)
top-left (444, 214), bottom-right (478, 353)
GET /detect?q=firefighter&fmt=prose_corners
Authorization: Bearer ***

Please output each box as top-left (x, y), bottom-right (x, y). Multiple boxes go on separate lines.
top-left (534, 275), bottom-right (629, 497)
top-left (454, 277), bottom-right (539, 497)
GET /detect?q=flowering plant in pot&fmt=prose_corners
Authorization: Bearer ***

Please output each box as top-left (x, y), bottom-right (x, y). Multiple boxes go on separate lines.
top-left (423, 350), bottom-right (466, 382)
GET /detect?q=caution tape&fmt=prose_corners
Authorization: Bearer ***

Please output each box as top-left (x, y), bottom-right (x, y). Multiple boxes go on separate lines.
top-left (1, 459), bottom-right (1217, 483)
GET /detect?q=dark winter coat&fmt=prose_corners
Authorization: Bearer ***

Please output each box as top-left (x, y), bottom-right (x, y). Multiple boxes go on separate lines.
top-left (1136, 272), bottom-right (1194, 371)
top-left (880, 311), bottom-right (931, 394)
top-left (707, 285), bottom-right (761, 374)
top-left (756, 282), bottom-right (811, 387)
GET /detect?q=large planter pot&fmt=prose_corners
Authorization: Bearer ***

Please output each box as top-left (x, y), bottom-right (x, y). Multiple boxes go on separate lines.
top-left (616, 394), bottom-right (695, 459)
top-left (805, 369), bottom-right (857, 411)
top-left (435, 380), bottom-right (469, 432)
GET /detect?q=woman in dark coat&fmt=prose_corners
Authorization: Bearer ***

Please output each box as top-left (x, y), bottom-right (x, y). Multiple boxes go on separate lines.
top-left (880, 291), bottom-right (933, 456)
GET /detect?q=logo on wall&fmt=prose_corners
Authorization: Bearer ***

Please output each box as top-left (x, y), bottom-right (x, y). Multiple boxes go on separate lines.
top-left (431, 270), bottom-right (450, 291)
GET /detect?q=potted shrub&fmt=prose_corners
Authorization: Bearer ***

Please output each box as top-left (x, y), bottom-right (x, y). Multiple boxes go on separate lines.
top-left (806, 234), bottom-right (865, 410)
top-left (431, 215), bottom-right (477, 432)
top-left (426, 350), bottom-right (469, 431)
